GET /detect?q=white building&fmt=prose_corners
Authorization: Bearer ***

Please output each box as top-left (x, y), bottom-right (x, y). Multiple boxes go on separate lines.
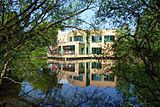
top-left (48, 30), bottom-right (116, 60)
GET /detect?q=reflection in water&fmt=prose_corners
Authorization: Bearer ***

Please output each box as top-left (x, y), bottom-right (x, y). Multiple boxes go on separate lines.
top-left (1, 59), bottom-right (123, 106)
top-left (48, 59), bottom-right (117, 87)
top-left (19, 81), bottom-right (123, 107)
top-left (18, 60), bottom-right (122, 106)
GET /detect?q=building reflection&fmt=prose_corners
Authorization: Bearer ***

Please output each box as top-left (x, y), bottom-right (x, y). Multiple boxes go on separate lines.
top-left (48, 59), bottom-right (117, 87)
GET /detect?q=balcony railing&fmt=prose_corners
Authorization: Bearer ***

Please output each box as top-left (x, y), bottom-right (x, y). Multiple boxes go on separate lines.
top-left (63, 50), bottom-right (75, 55)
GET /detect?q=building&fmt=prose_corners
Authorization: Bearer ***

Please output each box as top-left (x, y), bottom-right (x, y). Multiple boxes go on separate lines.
top-left (47, 30), bottom-right (116, 60)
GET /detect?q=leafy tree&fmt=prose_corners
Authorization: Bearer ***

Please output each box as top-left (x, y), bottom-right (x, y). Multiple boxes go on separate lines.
top-left (96, 0), bottom-right (160, 106)
top-left (0, 0), bottom-right (94, 84)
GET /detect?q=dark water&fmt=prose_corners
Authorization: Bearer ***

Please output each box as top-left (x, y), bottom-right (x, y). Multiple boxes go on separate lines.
top-left (0, 59), bottom-right (124, 107)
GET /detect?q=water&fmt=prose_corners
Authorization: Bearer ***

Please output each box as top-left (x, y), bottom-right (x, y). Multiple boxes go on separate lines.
top-left (1, 59), bottom-right (124, 106)
top-left (19, 81), bottom-right (123, 107)
top-left (48, 59), bottom-right (117, 87)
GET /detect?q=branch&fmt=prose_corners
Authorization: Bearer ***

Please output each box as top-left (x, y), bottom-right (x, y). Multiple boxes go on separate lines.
top-left (38, 32), bottom-right (52, 53)
top-left (9, 0), bottom-right (48, 29)
top-left (39, 5), bottom-right (94, 31)
top-left (63, 18), bottom-right (96, 29)
top-left (141, 0), bottom-right (160, 14)
top-left (61, 25), bottom-right (85, 30)
top-left (0, 57), bottom-right (12, 85)
top-left (3, 77), bottom-right (21, 84)
top-left (0, 0), bottom-right (39, 30)
top-left (116, 34), bottom-right (134, 43)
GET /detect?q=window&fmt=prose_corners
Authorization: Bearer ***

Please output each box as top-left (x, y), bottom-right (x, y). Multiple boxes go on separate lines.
top-left (92, 74), bottom-right (102, 81)
top-left (73, 75), bottom-right (83, 81)
top-left (110, 36), bottom-right (115, 41)
top-left (92, 36), bottom-right (102, 42)
top-left (58, 46), bottom-right (62, 54)
top-left (92, 62), bottom-right (102, 69)
top-left (86, 47), bottom-right (90, 54)
top-left (79, 63), bottom-right (85, 74)
top-left (74, 35), bottom-right (83, 42)
top-left (104, 74), bottom-right (114, 81)
top-left (104, 36), bottom-right (110, 42)
top-left (63, 64), bottom-right (75, 72)
top-left (81, 48), bottom-right (85, 55)
top-left (86, 35), bottom-right (90, 44)
top-left (104, 35), bottom-right (115, 42)
top-left (69, 37), bottom-right (72, 42)
top-left (63, 45), bottom-right (75, 55)
top-left (92, 48), bottom-right (102, 55)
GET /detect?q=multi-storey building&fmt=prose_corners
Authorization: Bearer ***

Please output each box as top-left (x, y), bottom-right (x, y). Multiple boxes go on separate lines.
top-left (48, 30), bottom-right (116, 60)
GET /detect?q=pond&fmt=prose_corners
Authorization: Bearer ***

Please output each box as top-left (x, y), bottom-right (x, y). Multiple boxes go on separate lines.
top-left (0, 59), bottom-right (124, 107)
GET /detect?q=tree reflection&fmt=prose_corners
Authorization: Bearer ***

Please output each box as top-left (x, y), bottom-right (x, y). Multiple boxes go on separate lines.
top-left (19, 82), bottom-right (124, 107)
top-left (28, 69), bottom-right (59, 93)
top-left (17, 59), bottom-right (123, 106)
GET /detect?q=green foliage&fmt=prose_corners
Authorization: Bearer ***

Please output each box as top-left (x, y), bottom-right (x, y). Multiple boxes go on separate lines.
top-left (96, 0), bottom-right (160, 106)
top-left (11, 52), bottom-right (59, 93)
top-left (31, 47), bottom-right (48, 58)
top-left (0, 0), bottom-right (94, 85)
top-left (29, 70), bottom-right (59, 92)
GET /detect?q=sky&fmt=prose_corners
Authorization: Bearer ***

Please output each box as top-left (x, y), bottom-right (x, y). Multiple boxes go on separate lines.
top-left (61, 6), bottom-right (117, 33)
top-left (79, 9), bottom-right (116, 30)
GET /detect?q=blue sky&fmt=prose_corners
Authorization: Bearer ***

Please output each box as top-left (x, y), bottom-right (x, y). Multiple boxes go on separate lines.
top-left (79, 8), bottom-right (117, 30)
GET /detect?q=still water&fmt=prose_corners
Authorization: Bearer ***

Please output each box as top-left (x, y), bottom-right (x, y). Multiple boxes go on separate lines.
top-left (48, 59), bottom-right (116, 87)
top-left (1, 59), bottom-right (124, 107)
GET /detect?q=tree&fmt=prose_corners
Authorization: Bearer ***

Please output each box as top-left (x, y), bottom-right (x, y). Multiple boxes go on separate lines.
top-left (96, 0), bottom-right (160, 106)
top-left (0, 0), bottom-right (94, 85)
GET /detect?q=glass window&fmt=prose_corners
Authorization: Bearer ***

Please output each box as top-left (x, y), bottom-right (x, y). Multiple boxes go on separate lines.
top-left (92, 62), bottom-right (102, 69)
top-left (73, 75), bottom-right (83, 81)
top-left (74, 35), bottom-right (83, 42)
top-left (92, 74), bottom-right (102, 81)
top-left (86, 47), bottom-right (90, 54)
top-left (86, 35), bottom-right (90, 44)
top-left (92, 36), bottom-right (102, 42)
top-left (69, 37), bottom-right (72, 42)
top-left (104, 35), bottom-right (115, 42)
top-left (80, 48), bottom-right (85, 55)
top-left (110, 36), bottom-right (115, 41)
top-left (92, 48), bottom-right (102, 55)
top-left (63, 64), bottom-right (75, 72)
top-left (63, 45), bottom-right (75, 55)
top-left (58, 46), bottom-right (61, 53)
top-left (104, 74), bottom-right (114, 81)
top-left (79, 62), bottom-right (85, 74)
top-left (104, 36), bottom-right (110, 42)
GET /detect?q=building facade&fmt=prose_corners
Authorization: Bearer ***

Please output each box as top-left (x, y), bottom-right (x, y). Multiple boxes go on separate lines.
top-left (48, 30), bottom-right (116, 59)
